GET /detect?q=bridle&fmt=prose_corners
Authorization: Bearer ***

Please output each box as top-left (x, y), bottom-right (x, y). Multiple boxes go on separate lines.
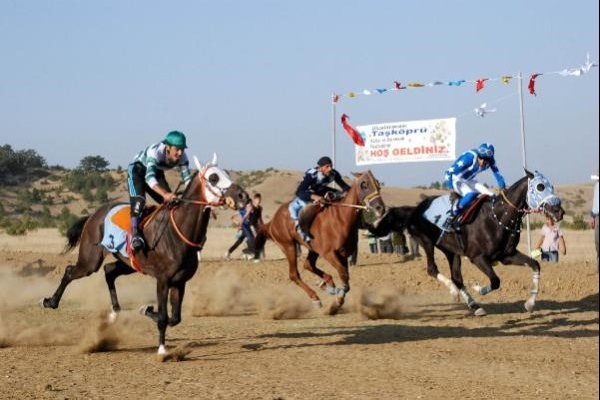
top-left (325, 172), bottom-right (383, 211)
top-left (169, 168), bottom-right (231, 248)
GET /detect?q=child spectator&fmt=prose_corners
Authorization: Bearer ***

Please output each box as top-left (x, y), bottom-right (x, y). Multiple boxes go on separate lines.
top-left (534, 216), bottom-right (566, 263)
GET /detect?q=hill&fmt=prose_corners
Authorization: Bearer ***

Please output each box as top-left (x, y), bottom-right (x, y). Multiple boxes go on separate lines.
top-left (0, 167), bottom-right (595, 234)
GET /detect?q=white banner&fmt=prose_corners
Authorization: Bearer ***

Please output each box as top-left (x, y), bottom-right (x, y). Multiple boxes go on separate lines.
top-left (355, 117), bottom-right (456, 165)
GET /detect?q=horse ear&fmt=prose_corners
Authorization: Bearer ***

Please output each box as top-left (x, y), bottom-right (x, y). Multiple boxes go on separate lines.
top-left (193, 156), bottom-right (203, 172)
top-left (351, 172), bottom-right (361, 178)
top-left (211, 153), bottom-right (218, 166)
top-left (524, 168), bottom-right (534, 178)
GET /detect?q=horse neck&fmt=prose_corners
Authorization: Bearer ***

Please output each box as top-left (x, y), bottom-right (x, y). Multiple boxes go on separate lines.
top-left (168, 180), bottom-right (209, 249)
top-left (495, 176), bottom-right (528, 219)
top-left (334, 182), bottom-right (361, 221)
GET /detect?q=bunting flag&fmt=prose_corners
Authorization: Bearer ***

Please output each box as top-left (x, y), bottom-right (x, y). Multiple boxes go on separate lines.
top-left (330, 53), bottom-right (597, 103)
top-left (332, 94), bottom-right (340, 104)
top-left (394, 81), bottom-right (406, 90)
top-left (475, 78), bottom-right (489, 92)
top-left (341, 114), bottom-right (365, 146)
top-left (474, 103), bottom-right (497, 117)
top-left (528, 73), bottom-right (541, 96)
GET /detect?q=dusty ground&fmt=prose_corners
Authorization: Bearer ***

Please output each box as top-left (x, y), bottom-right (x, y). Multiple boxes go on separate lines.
top-left (0, 228), bottom-right (598, 399)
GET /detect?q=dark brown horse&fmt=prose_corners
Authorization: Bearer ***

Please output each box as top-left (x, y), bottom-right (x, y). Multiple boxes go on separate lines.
top-left (254, 170), bottom-right (386, 311)
top-left (368, 170), bottom-right (565, 316)
top-left (41, 154), bottom-right (249, 355)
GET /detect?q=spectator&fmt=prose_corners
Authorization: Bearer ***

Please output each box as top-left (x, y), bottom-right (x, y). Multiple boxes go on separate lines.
top-left (534, 215), bottom-right (566, 263)
top-left (224, 201), bottom-right (255, 260)
top-left (248, 193), bottom-right (265, 260)
top-left (365, 232), bottom-right (379, 254)
top-left (378, 233), bottom-right (393, 254)
top-left (392, 231), bottom-right (408, 256)
top-left (408, 233), bottom-right (422, 258)
top-left (590, 169), bottom-right (599, 272)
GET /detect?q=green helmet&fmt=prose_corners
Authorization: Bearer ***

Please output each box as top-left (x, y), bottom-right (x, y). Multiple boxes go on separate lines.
top-left (162, 130), bottom-right (187, 149)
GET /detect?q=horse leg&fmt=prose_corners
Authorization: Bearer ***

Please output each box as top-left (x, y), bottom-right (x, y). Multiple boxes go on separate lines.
top-left (41, 244), bottom-right (105, 309)
top-left (168, 281), bottom-right (186, 327)
top-left (441, 249), bottom-right (462, 302)
top-left (284, 245), bottom-right (321, 306)
top-left (104, 260), bottom-right (134, 322)
top-left (499, 251), bottom-right (541, 312)
top-left (420, 237), bottom-right (460, 300)
top-left (321, 251), bottom-right (350, 307)
top-left (462, 254), bottom-right (503, 316)
top-left (302, 251), bottom-right (335, 296)
top-left (155, 279), bottom-right (170, 354)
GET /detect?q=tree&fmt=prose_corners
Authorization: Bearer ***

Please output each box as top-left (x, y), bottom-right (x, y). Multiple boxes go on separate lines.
top-left (78, 155), bottom-right (109, 172)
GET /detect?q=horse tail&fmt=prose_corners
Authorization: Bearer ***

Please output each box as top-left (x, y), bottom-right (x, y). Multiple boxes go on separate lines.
top-left (253, 222), bottom-right (272, 259)
top-left (63, 216), bottom-right (90, 253)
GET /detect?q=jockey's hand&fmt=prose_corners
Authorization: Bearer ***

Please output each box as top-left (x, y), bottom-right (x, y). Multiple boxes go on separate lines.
top-left (324, 191), bottom-right (335, 202)
top-left (163, 192), bottom-right (177, 204)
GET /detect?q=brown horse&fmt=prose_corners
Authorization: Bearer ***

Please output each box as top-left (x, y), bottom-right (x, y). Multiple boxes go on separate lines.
top-left (41, 154), bottom-right (249, 355)
top-left (253, 170), bottom-right (386, 311)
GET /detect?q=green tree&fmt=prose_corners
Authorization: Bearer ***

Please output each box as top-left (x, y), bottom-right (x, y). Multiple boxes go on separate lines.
top-left (78, 155), bottom-right (109, 172)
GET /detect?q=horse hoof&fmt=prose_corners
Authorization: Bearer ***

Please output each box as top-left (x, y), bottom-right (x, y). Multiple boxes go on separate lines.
top-left (473, 307), bottom-right (487, 316)
top-left (472, 283), bottom-right (483, 294)
top-left (138, 304), bottom-right (152, 316)
top-left (38, 298), bottom-right (46, 308)
top-left (107, 310), bottom-right (118, 324)
top-left (524, 299), bottom-right (536, 312)
top-left (157, 344), bottom-right (168, 355)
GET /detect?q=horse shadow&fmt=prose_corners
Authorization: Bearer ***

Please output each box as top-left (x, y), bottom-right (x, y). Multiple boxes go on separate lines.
top-left (252, 294), bottom-right (598, 350)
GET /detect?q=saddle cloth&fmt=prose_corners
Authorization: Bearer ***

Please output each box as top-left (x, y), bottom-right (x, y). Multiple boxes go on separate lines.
top-left (100, 204), bottom-right (130, 258)
top-left (423, 195), bottom-right (454, 231)
top-left (423, 194), bottom-right (488, 232)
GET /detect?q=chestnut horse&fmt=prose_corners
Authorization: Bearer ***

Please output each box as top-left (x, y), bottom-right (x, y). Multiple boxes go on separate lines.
top-left (368, 170), bottom-right (565, 316)
top-left (41, 154), bottom-right (249, 355)
top-left (254, 170), bottom-right (386, 311)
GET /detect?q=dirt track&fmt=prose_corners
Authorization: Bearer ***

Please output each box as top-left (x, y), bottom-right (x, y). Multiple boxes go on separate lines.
top-left (0, 228), bottom-right (598, 399)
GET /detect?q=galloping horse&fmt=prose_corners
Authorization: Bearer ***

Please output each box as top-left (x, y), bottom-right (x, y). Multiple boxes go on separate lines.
top-left (254, 170), bottom-right (386, 310)
top-left (41, 154), bottom-right (249, 354)
top-left (369, 170), bottom-right (564, 316)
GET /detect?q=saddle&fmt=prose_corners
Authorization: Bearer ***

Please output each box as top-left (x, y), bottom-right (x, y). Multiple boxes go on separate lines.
top-left (110, 204), bottom-right (159, 232)
top-left (455, 194), bottom-right (489, 226)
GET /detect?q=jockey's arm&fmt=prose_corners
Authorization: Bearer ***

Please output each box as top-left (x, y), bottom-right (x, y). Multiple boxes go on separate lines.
top-left (151, 184), bottom-right (176, 203)
top-left (332, 170), bottom-right (351, 192)
top-left (490, 162), bottom-right (506, 189)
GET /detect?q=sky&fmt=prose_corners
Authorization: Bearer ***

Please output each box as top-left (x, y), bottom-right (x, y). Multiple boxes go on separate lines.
top-left (1, 0), bottom-right (598, 188)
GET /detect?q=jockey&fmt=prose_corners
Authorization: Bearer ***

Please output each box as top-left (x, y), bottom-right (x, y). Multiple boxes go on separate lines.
top-left (444, 143), bottom-right (506, 227)
top-left (289, 156), bottom-right (351, 242)
top-left (127, 130), bottom-right (192, 251)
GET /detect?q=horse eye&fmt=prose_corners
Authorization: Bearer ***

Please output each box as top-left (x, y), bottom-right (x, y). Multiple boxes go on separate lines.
top-left (360, 181), bottom-right (368, 190)
top-left (208, 173), bottom-right (220, 185)
top-left (536, 183), bottom-right (545, 192)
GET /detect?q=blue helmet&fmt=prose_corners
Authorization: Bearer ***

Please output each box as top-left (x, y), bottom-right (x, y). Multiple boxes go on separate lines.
top-left (475, 143), bottom-right (495, 159)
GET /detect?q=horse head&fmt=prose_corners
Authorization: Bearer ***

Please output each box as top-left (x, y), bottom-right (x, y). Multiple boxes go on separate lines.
top-left (524, 169), bottom-right (565, 222)
top-left (351, 170), bottom-right (386, 218)
top-left (191, 154), bottom-right (249, 210)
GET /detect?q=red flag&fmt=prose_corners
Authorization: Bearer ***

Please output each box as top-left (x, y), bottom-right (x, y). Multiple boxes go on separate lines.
top-left (394, 81), bottom-right (406, 90)
top-left (332, 94), bottom-right (339, 104)
top-left (528, 73), bottom-right (541, 96)
top-left (475, 78), bottom-right (488, 92)
top-left (341, 114), bottom-right (365, 146)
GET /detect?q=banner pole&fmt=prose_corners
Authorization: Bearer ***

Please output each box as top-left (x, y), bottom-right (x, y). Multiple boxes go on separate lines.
top-left (331, 94), bottom-right (337, 166)
top-left (518, 72), bottom-right (532, 254)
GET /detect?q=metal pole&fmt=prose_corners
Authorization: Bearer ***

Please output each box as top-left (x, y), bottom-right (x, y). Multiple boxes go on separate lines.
top-left (331, 94), bottom-right (337, 166)
top-left (517, 72), bottom-right (532, 254)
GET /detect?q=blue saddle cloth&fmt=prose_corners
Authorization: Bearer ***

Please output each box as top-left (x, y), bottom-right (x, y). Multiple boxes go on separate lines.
top-left (422, 195), bottom-right (454, 232)
top-left (100, 204), bottom-right (129, 258)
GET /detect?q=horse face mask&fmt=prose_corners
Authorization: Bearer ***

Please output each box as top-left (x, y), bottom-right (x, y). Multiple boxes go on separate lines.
top-left (527, 172), bottom-right (564, 222)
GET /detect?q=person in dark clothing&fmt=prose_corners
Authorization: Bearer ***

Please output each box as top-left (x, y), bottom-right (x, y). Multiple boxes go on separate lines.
top-left (288, 156), bottom-right (350, 242)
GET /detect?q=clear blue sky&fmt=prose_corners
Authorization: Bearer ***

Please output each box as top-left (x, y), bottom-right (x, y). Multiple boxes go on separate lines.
top-left (1, 0), bottom-right (598, 187)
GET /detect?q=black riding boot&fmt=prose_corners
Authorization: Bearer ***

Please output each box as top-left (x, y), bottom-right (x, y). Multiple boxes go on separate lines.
top-left (130, 196), bottom-right (146, 251)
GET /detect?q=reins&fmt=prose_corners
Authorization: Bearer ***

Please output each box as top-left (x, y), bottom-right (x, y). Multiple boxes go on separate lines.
top-left (168, 168), bottom-right (227, 248)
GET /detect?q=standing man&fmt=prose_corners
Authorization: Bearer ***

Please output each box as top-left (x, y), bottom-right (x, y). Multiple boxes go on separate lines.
top-left (127, 130), bottom-right (192, 251)
top-left (590, 169), bottom-right (599, 273)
